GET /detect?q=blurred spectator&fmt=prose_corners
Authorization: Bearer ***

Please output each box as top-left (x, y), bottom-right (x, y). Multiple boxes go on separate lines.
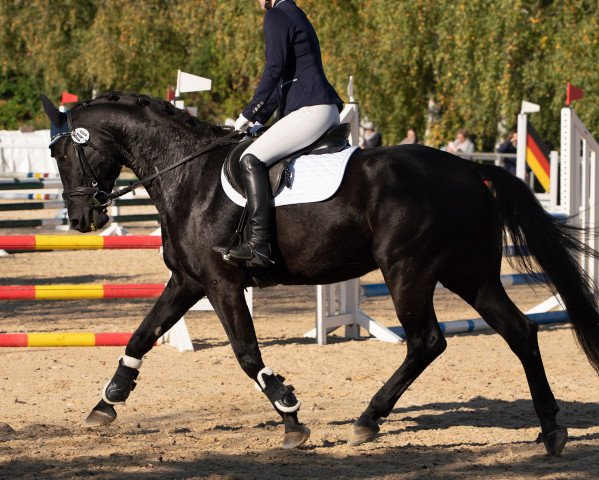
top-left (496, 130), bottom-right (518, 175)
top-left (446, 128), bottom-right (474, 154)
top-left (361, 121), bottom-right (382, 148)
top-left (399, 128), bottom-right (420, 145)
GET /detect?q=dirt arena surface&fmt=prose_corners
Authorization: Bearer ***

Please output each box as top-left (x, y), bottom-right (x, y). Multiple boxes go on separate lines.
top-left (1, 224), bottom-right (599, 479)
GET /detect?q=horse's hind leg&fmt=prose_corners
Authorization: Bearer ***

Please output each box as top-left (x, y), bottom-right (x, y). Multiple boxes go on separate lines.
top-left (445, 269), bottom-right (567, 456)
top-left (353, 272), bottom-right (447, 445)
top-left (85, 272), bottom-right (204, 427)
top-left (476, 280), bottom-right (567, 455)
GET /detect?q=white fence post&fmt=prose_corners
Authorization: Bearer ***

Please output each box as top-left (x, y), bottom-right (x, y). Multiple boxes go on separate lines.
top-left (561, 107), bottom-right (599, 292)
top-left (305, 78), bottom-right (403, 345)
top-left (516, 113), bottom-right (528, 181)
top-left (528, 107), bottom-right (599, 314)
top-left (307, 77), bottom-right (363, 345)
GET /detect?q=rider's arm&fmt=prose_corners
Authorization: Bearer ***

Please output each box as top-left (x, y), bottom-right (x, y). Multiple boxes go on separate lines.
top-left (253, 89), bottom-right (279, 125)
top-left (242, 9), bottom-right (292, 123)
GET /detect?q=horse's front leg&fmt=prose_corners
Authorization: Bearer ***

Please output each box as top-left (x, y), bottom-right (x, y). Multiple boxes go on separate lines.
top-left (85, 272), bottom-right (204, 427)
top-left (208, 285), bottom-right (310, 449)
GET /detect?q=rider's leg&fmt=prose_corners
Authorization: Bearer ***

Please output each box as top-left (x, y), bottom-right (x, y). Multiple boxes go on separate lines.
top-left (225, 154), bottom-right (274, 266)
top-left (222, 104), bottom-right (340, 266)
top-left (244, 104), bottom-right (341, 167)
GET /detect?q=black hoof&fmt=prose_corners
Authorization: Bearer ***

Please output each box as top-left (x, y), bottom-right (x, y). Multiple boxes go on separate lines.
top-left (283, 424), bottom-right (310, 449)
top-left (84, 399), bottom-right (117, 427)
top-left (540, 426), bottom-right (568, 456)
top-left (350, 418), bottom-right (380, 446)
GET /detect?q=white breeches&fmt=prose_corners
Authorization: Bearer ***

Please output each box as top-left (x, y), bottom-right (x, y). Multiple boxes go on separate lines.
top-left (242, 104), bottom-right (340, 165)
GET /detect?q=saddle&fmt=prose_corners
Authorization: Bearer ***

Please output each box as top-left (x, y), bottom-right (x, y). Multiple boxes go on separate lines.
top-left (223, 122), bottom-right (351, 197)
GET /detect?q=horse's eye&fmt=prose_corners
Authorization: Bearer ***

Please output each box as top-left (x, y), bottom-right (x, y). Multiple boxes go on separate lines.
top-left (56, 155), bottom-right (67, 165)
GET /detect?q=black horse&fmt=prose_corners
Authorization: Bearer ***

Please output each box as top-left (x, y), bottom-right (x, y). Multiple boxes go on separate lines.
top-left (41, 92), bottom-right (599, 455)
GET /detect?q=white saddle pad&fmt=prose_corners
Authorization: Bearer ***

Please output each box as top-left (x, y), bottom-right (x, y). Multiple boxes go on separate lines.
top-left (221, 146), bottom-right (359, 207)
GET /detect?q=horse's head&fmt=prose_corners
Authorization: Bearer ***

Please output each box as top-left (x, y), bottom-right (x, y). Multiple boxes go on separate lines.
top-left (41, 95), bottom-right (123, 232)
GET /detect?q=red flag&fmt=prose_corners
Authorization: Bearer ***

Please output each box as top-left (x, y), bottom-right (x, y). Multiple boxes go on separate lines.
top-left (166, 87), bottom-right (175, 102)
top-left (61, 91), bottom-right (78, 104)
top-left (566, 82), bottom-right (583, 106)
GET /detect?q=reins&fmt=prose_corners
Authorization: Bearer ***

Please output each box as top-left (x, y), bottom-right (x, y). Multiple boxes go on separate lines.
top-left (61, 110), bottom-right (240, 211)
top-left (106, 129), bottom-right (240, 203)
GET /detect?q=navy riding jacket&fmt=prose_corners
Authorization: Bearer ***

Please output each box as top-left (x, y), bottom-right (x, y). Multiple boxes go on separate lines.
top-left (242, 0), bottom-right (343, 124)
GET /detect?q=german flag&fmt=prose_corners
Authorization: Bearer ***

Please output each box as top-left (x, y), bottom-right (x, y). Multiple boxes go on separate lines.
top-left (526, 122), bottom-right (551, 191)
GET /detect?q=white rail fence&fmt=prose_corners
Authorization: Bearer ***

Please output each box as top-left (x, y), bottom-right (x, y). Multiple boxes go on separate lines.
top-left (0, 130), bottom-right (57, 176)
top-left (560, 107), bottom-right (599, 288)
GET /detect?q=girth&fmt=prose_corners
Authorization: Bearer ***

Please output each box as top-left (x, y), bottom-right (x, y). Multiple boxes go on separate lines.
top-left (223, 122), bottom-right (351, 197)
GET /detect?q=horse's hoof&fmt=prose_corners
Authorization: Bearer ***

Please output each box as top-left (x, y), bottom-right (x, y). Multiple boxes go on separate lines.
top-left (84, 400), bottom-right (117, 427)
top-left (350, 420), bottom-right (380, 446)
top-left (541, 426), bottom-right (568, 456)
top-left (283, 424), bottom-right (310, 449)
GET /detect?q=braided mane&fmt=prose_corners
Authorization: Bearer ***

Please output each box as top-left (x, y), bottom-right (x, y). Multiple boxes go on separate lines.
top-left (71, 91), bottom-right (224, 132)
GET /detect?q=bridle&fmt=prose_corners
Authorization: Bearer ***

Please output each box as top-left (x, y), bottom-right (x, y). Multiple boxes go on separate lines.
top-left (59, 110), bottom-right (241, 213)
top-left (60, 110), bottom-right (116, 211)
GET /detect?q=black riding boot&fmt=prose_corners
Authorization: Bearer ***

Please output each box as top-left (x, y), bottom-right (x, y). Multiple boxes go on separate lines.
top-left (220, 154), bottom-right (274, 267)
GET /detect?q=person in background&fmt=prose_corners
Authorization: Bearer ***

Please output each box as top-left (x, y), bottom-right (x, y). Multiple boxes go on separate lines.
top-left (361, 121), bottom-right (382, 148)
top-left (496, 130), bottom-right (517, 175)
top-left (446, 128), bottom-right (474, 154)
top-left (399, 128), bottom-right (419, 145)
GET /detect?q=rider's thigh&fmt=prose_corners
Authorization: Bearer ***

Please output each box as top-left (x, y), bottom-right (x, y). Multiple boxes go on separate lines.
top-left (243, 104), bottom-right (340, 165)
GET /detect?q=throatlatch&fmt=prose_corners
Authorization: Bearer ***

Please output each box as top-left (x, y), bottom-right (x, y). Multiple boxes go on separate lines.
top-left (102, 355), bottom-right (142, 405)
top-left (254, 367), bottom-right (301, 413)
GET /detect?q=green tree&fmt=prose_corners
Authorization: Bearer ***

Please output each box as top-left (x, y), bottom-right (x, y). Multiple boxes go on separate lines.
top-left (0, 0), bottom-right (597, 148)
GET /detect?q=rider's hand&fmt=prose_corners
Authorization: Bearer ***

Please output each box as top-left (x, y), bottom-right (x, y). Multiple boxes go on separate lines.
top-left (249, 122), bottom-right (264, 135)
top-left (235, 114), bottom-right (250, 132)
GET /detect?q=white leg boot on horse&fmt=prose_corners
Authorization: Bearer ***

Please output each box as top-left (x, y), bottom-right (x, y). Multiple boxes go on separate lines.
top-left (84, 272), bottom-right (205, 427)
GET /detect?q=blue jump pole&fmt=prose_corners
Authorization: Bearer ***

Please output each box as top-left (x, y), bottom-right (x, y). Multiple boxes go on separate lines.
top-left (388, 311), bottom-right (568, 339)
top-left (362, 273), bottom-right (548, 298)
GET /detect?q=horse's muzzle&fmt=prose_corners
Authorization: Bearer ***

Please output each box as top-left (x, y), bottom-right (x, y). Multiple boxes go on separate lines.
top-left (70, 208), bottom-right (109, 232)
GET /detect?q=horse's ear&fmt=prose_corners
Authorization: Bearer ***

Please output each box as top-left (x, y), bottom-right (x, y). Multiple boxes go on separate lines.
top-left (40, 94), bottom-right (65, 127)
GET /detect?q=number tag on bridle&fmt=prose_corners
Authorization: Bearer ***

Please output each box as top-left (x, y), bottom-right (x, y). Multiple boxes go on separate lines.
top-left (71, 128), bottom-right (90, 144)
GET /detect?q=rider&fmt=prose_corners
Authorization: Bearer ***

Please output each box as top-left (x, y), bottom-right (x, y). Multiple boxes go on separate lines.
top-left (218, 0), bottom-right (344, 267)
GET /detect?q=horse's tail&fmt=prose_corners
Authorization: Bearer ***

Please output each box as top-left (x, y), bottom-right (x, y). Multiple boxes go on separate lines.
top-left (475, 163), bottom-right (599, 373)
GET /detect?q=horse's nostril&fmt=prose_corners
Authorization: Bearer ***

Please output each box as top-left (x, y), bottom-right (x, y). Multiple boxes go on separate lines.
top-left (70, 219), bottom-right (80, 229)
